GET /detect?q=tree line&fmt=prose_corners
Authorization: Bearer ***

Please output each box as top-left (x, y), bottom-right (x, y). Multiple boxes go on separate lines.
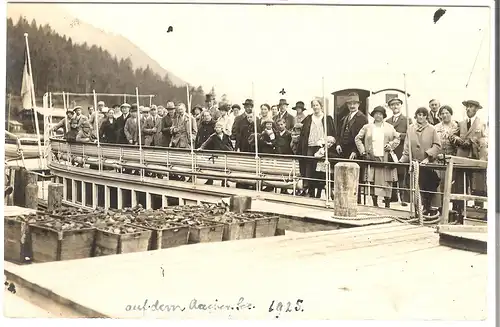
top-left (6, 16), bottom-right (206, 112)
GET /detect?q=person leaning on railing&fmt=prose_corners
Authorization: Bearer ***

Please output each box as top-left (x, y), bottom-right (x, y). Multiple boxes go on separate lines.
top-left (76, 121), bottom-right (97, 143)
top-left (399, 107), bottom-right (442, 216)
top-left (48, 109), bottom-right (74, 139)
top-left (355, 106), bottom-right (400, 208)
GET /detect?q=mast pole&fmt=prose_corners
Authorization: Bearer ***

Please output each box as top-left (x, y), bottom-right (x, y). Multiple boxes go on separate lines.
top-left (403, 73), bottom-right (414, 215)
top-left (24, 33), bottom-right (43, 168)
top-left (323, 76), bottom-right (329, 205)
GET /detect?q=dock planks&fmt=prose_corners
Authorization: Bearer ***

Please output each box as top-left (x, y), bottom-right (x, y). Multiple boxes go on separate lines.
top-left (3, 222), bottom-right (487, 320)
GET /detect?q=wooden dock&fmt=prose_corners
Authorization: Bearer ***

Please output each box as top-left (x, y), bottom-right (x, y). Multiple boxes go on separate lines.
top-left (4, 223), bottom-right (487, 320)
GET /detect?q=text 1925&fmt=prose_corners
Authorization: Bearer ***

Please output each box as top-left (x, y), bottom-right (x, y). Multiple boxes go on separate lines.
top-left (268, 299), bottom-right (304, 314)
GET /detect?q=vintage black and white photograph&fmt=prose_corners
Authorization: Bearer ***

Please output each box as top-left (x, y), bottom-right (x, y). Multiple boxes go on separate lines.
top-left (2, 0), bottom-right (495, 320)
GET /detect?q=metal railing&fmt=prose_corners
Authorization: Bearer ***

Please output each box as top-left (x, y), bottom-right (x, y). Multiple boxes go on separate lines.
top-left (48, 137), bottom-right (488, 222)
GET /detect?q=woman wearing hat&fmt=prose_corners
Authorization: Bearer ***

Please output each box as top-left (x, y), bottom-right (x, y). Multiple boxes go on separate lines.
top-left (400, 107), bottom-right (442, 216)
top-left (292, 101), bottom-right (307, 125)
top-left (355, 106), bottom-right (400, 208)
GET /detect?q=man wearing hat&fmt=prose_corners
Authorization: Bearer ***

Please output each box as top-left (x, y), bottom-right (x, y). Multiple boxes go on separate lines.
top-left (142, 106), bottom-right (163, 146)
top-left (292, 101), bottom-right (307, 125)
top-left (76, 120), bottom-right (97, 143)
top-left (273, 99), bottom-right (294, 131)
top-left (124, 105), bottom-right (139, 145)
top-left (386, 97), bottom-right (411, 205)
top-left (231, 99), bottom-right (261, 153)
top-left (160, 101), bottom-right (177, 147)
top-left (231, 104), bottom-right (241, 118)
top-left (336, 92), bottom-right (368, 160)
top-left (452, 100), bottom-right (488, 215)
top-left (49, 109), bottom-right (74, 139)
top-left (116, 103), bottom-right (132, 144)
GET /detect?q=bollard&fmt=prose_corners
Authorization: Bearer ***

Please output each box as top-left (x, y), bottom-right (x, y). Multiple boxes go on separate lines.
top-left (47, 183), bottom-right (64, 212)
top-left (25, 184), bottom-right (39, 209)
top-left (333, 162), bottom-right (360, 217)
top-left (230, 196), bottom-right (252, 213)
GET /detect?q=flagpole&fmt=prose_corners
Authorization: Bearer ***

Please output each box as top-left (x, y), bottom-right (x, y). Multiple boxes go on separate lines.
top-left (252, 81), bottom-right (260, 192)
top-left (186, 85), bottom-right (195, 184)
top-left (322, 76), bottom-right (330, 205)
top-left (24, 33), bottom-right (43, 168)
top-left (403, 73), bottom-right (414, 215)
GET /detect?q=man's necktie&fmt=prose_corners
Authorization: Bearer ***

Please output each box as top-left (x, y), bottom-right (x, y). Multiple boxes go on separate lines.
top-left (467, 119), bottom-right (471, 130)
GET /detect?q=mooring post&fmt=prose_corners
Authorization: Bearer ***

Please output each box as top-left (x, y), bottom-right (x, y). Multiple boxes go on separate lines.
top-left (333, 162), bottom-right (360, 217)
top-left (47, 183), bottom-right (64, 212)
top-left (25, 183), bottom-right (38, 209)
top-left (230, 196), bottom-right (252, 213)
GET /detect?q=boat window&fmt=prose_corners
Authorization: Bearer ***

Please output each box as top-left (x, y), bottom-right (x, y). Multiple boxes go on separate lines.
top-left (166, 196), bottom-right (179, 206)
top-left (75, 181), bottom-right (82, 204)
top-left (97, 185), bottom-right (105, 208)
top-left (122, 189), bottom-right (132, 208)
top-left (136, 191), bottom-right (146, 209)
top-left (85, 182), bottom-right (93, 207)
top-left (109, 186), bottom-right (117, 209)
top-left (66, 178), bottom-right (72, 201)
top-left (151, 194), bottom-right (162, 210)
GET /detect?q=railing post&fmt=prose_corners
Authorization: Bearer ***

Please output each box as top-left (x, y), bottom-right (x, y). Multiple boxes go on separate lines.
top-left (292, 159), bottom-right (297, 197)
top-left (224, 154), bottom-right (228, 187)
top-left (440, 157), bottom-right (454, 224)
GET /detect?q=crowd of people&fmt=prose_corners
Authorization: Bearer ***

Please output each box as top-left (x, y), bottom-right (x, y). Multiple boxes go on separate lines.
top-left (50, 92), bottom-right (489, 222)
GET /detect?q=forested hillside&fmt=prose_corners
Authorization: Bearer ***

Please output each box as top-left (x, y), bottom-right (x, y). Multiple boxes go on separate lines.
top-left (6, 17), bottom-right (206, 110)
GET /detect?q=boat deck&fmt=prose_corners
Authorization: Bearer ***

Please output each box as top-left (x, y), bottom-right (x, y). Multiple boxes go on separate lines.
top-left (4, 222), bottom-right (487, 319)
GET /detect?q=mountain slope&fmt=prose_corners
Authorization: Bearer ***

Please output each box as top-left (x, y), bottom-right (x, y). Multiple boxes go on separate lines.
top-left (7, 3), bottom-right (187, 86)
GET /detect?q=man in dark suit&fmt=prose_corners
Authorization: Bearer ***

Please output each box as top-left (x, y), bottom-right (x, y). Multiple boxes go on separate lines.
top-left (336, 92), bottom-right (368, 204)
top-left (428, 99), bottom-right (441, 125)
top-left (273, 99), bottom-right (295, 131)
top-left (231, 99), bottom-right (261, 152)
top-left (160, 101), bottom-right (176, 147)
top-left (115, 103), bottom-right (132, 144)
top-left (336, 92), bottom-right (368, 160)
top-left (386, 97), bottom-right (411, 206)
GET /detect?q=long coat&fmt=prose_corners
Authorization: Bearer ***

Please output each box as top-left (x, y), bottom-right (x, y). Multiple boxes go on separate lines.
top-left (142, 115), bottom-right (163, 146)
top-left (116, 113), bottom-right (131, 144)
top-left (297, 114), bottom-right (336, 156)
top-left (171, 114), bottom-right (197, 149)
top-left (355, 122), bottom-right (400, 183)
top-left (275, 130), bottom-right (293, 155)
top-left (232, 114), bottom-right (261, 152)
top-left (160, 114), bottom-right (175, 147)
top-left (455, 116), bottom-right (488, 193)
top-left (196, 120), bottom-right (216, 149)
top-left (337, 110), bottom-right (368, 158)
top-left (99, 118), bottom-right (119, 144)
top-left (274, 111), bottom-right (295, 131)
top-left (124, 117), bottom-right (139, 144)
top-left (400, 123), bottom-right (441, 163)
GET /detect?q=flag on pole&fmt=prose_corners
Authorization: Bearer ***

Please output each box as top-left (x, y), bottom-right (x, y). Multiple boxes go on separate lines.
top-left (21, 52), bottom-right (33, 109)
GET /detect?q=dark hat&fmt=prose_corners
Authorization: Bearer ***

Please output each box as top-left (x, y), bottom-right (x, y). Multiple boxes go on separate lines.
top-left (205, 94), bottom-right (215, 101)
top-left (278, 99), bottom-right (289, 106)
top-left (66, 109), bottom-right (74, 114)
top-left (219, 103), bottom-right (230, 111)
top-left (462, 100), bottom-right (482, 109)
top-left (242, 99), bottom-right (254, 107)
top-left (387, 98), bottom-right (403, 106)
top-left (130, 103), bottom-right (138, 111)
top-left (292, 101), bottom-right (305, 110)
top-left (371, 106), bottom-right (387, 118)
top-left (130, 107), bottom-right (138, 113)
top-left (231, 104), bottom-right (241, 110)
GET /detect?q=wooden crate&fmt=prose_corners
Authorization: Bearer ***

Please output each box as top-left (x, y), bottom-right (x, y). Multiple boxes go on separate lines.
top-left (254, 216), bottom-right (279, 238)
top-left (129, 222), bottom-right (189, 250)
top-left (94, 228), bottom-right (152, 256)
top-left (29, 225), bottom-right (96, 263)
top-left (188, 221), bottom-right (224, 244)
top-left (219, 219), bottom-right (256, 241)
top-left (4, 218), bottom-right (32, 263)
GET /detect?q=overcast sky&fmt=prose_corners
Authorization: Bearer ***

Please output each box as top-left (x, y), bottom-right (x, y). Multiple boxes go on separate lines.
top-left (61, 3), bottom-right (491, 118)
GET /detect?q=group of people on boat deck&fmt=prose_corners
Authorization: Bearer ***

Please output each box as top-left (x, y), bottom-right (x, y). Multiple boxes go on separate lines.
top-left (49, 92), bottom-right (488, 222)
